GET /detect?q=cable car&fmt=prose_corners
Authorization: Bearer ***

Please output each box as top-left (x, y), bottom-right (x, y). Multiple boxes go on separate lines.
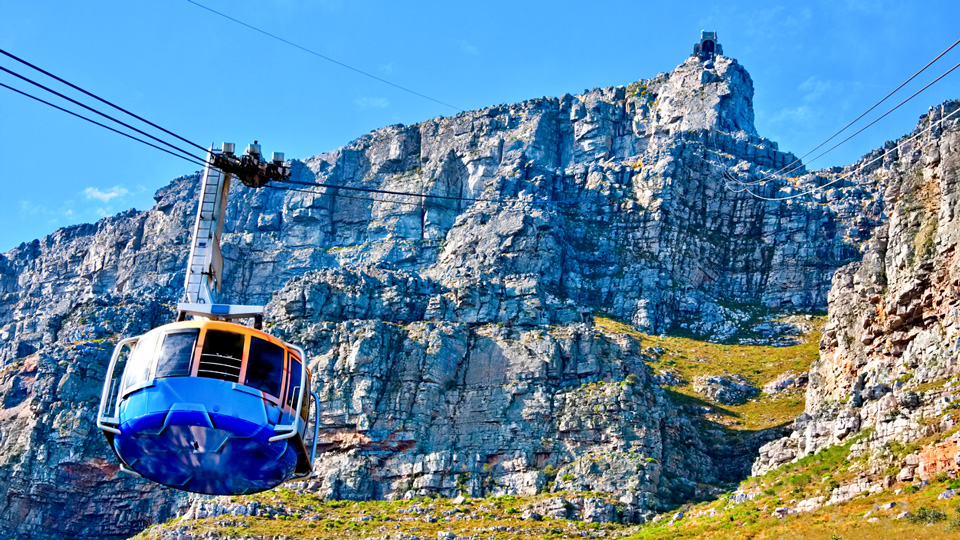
top-left (97, 319), bottom-right (318, 495)
top-left (96, 142), bottom-right (318, 495)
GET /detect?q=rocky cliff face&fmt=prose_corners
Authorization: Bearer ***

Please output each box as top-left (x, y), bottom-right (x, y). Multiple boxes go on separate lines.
top-left (0, 52), bottom-right (898, 538)
top-left (754, 101), bottom-right (960, 476)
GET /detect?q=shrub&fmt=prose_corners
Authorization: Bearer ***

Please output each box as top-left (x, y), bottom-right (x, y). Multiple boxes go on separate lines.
top-left (787, 473), bottom-right (812, 488)
top-left (909, 506), bottom-right (947, 524)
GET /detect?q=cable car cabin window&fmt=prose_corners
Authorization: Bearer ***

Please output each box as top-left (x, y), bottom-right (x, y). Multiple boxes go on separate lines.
top-left (245, 337), bottom-right (284, 398)
top-left (155, 329), bottom-right (199, 378)
top-left (198, 330), bottom-right (245, 382)
top-left (121, 332), bottom-right (159, 395)
top-left (300, 371), bottom-right (310, 421)
top-left (286, 357), bottom-right (302, 409)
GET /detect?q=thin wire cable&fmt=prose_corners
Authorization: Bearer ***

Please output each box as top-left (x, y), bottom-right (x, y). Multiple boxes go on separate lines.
top-left (0, 81), bottom-right (210, 168)
top-left (0, 47), bottom-right (211, 155)
top-left (702, 148), bottom-right (777, 186)
top-left (730, 104), bottom-right (960, 201)
top-left (771, 37), bottom-right (960, 176)
top-left (279, 178), bottom-right (519, 204)
top-left (0, 76), bottom-right (560, 208)
top-left (186, 0), bottom-right (464, 112)
top-left (777, 60), bottom-right (960, 177)
top-left (264, 184), bottom-right (427, 207)
top-left (0, 64), bottom-right (208, 164)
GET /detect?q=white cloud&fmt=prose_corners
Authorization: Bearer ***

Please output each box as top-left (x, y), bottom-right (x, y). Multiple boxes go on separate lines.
top-left (64, 209), bottom-right (73, 216)
top-left (19, 200), bottom-right (48, 216)
top-left (354, 97), bottom-right (390, 110)
top-left (798, 77), bottom-right (832, 103)
top-left (84, 185), bottom-right (128, 202)
top-left (457, 40), bottom-right (479, 56)
top-left (768, 105), bottom-right (817, 126)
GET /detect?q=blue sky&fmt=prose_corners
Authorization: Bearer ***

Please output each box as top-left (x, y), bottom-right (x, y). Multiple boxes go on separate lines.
top-left (1, 0), bottom-right (957, 252)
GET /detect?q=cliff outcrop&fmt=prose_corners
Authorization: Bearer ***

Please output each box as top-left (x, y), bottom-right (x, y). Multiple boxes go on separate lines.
top-left (754, 101), bottom-right (960, 477)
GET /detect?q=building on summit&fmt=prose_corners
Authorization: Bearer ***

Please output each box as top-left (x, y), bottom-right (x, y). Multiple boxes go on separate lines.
top-left (693, 31), bottom-right (723, 61)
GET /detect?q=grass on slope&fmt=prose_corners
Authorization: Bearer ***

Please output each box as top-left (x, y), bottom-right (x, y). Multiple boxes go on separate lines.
top-left (629, 486), bottom-right (960, 540)
top-left (139, 492), bottom-right (629, 540)
top-left (628, 433), bottom-right (960, 540)
top-left (594, 316), bottom-right (822, 431)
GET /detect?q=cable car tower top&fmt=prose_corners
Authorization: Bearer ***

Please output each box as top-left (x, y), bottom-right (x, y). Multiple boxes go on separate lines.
top-left (178, 142), bottom-right (290, 326)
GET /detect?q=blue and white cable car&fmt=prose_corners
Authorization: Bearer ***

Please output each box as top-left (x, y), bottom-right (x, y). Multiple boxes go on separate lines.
top-left (97, 143), bottom-right (319, 495)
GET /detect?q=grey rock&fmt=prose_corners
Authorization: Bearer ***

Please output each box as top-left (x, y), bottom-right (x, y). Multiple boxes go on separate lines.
top-left (898, 391), bottom-right (921, 410)
top-left (692, 374), bottom-right (759, 405)
top-left (772, 507), bottom-right (791, 518)
top-left (520, 510), bottom-right (542, 521)
top-left (763, 371), bottom-right (809, 395)
top-left (653, 370), bottom-right (683, 386)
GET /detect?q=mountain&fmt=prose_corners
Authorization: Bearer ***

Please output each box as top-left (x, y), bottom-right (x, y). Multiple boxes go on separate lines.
top-left (0, 44), bottom-right (954, 539)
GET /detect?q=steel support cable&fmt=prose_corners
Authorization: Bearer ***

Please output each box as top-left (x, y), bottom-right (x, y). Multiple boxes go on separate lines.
top-left (0, 64), bottom-right (209, 165)
top-left (702, 148), bottom-right (779, 186)
top-left (775, 60), bottom-right (960, 178)
top-left (0, 47), bottom-right (211, 155)
top-left (0, 78), bottom-right (558, 206)
top-left (276, 178), bottom-right (569, 205)
top-left (731, 104), bottom-right (960, 202)
top-left (720, 170), bottom-right (760, 194)
top-left (186, 0), bottom-right (464, 112)
top-left (771, 37), bottom-right (960, 177)
top-left (263, 184), bottom-right (426, 207)
top-left (0, 81), bottom-right (211, 168)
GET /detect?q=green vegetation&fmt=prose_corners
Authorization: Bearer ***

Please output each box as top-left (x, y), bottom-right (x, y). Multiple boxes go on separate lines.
top-left (627, 439), bottom-right (960, 540)
top-left (594, 315), bottom-right (822, 430)
top-left (139, 472), bottom-right (960, 540)
top-left (627, 489), bottom-right (960, 540)
top-left (137, 492), bottom-right (628, 540)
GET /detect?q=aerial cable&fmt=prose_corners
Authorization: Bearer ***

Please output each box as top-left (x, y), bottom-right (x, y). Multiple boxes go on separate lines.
top-left (728, 104), bottom-right (960, 202)
top-left (0, 47), bottom-right (212, 155)
top-left (770, 37), bottom-right (960, 178)
top-left (0, 69), bottom-right (569, 209)
top-left (278, 178), bottom-right (492, 203)
top-left (264, 184), bottom-right (426, 208)
top-left (0, 81), bottom-right (210, 169)
top-left (276, 178), bottom-right (561, 205)
top-left (186, 0), bottom-right (464, 113)
top-left (702, 148), bottom-right (774, 186)
top-left (0, 64), bottom-right (209, 165)
top-left (719, 171), bottom-right (753, 194)
top-left (775, 60), bottom-right (960, 178)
